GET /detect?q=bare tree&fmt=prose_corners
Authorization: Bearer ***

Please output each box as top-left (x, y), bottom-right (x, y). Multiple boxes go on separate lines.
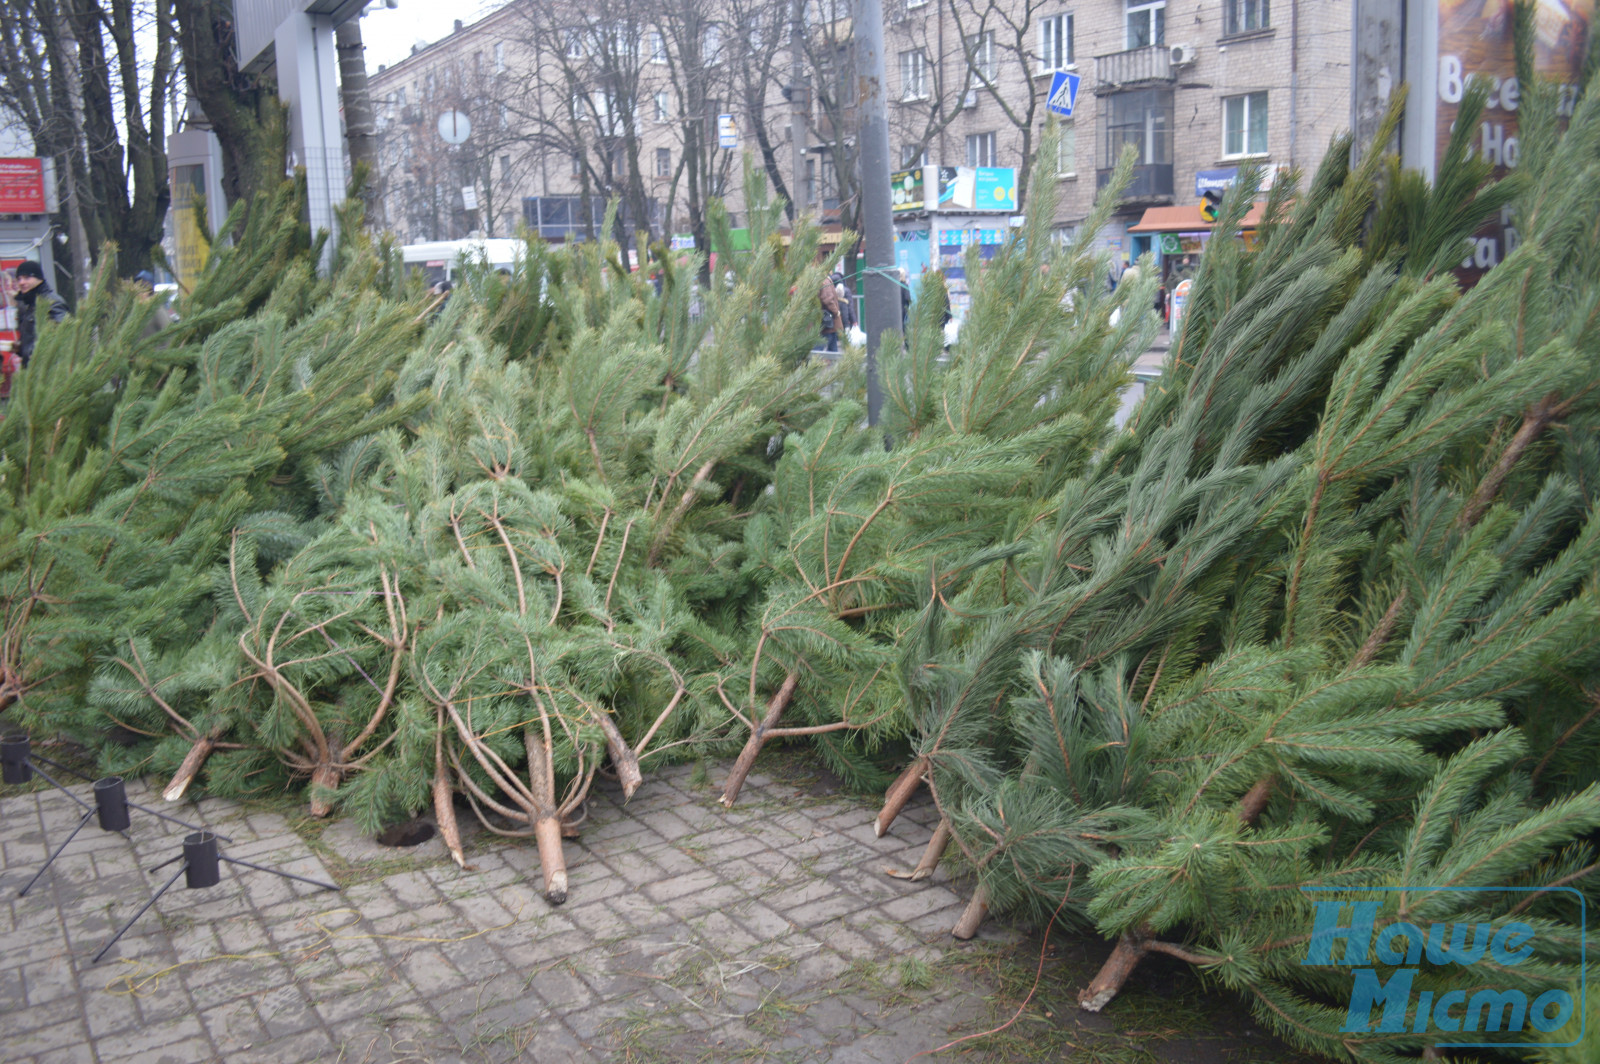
top-left (0, 0), bottom-right (178, 280)
top-left (172, 0), bottom-right (285, 217)
top-left (944, 0), bottom-right (1055, 204)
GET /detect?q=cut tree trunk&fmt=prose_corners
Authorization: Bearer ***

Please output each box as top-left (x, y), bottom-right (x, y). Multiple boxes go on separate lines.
top-left (534, 815), bottom-right (568, 904)
top-left (433, 734), bottom-right (466, 868)
top-left (162, 732), bottom-right (219, 802)
top-left (952, 883), bottom-right (990, 940)
top-left (910, 817), bottom-right (952, 880)
top-left (874, 756), bottom-right (927, 837)
top-left (307, 762), bottom-right (343, 817)
top-left (719, 670), bottom-right (800, 808)
top-left (591, 710), bottom-right (643, 800)
top-left (1078, 927), bottom-right (1150, 1012)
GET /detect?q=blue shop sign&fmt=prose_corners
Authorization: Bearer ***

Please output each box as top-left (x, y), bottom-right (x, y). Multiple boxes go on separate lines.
top-left (1195, 168), bottom-right (1238, 198)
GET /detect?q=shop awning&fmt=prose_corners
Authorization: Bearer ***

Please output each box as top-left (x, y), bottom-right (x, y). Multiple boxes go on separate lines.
top-left (1128, 202), bottom-right (1268, 233)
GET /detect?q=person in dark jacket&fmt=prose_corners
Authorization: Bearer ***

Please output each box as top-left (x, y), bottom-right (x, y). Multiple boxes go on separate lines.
top-left (12, 260), bottom-right (67, 368)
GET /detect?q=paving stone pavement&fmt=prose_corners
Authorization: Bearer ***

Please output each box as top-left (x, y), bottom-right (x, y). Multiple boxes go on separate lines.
top-left (0, 758), bottom-right (1019, 1063)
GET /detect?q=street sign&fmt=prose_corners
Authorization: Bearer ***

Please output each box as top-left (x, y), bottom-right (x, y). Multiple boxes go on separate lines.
top-left (1160, 233), bottom-right (1183, 256)
top-left (1045, 71), bottom-right (1081, 118)
top-left (461, 186), bottom-right (478, 211)
top-left (437, 110), bottom-right (472, 145)
top-left (717, 114), bottom-right (738, 149)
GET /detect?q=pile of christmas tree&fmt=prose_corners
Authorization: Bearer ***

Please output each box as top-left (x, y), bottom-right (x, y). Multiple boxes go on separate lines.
top-left (873, 54), bottom-right (1600, 1061)
top-left (0, 30), bottom-right (1595, 1056)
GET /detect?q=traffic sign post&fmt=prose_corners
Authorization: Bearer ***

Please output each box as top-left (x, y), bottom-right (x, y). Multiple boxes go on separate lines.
top-left (1045, 71), bottom-right (1081, 118)
top-left (717, 114), bottom-right (738, 150)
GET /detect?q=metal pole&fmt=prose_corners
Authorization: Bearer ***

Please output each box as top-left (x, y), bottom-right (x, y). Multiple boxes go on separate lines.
top-left (790, 0), bottom-right (808, 219)
top-left (854, 0), bottom-right (893, 427)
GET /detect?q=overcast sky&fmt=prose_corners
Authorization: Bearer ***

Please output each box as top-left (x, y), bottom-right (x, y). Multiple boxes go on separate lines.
top-left (358, 0), bottom-right (505, 72)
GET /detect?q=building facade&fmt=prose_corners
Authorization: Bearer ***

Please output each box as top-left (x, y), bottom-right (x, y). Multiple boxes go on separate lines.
top-left (368, 0), bottom-right (1353, 292)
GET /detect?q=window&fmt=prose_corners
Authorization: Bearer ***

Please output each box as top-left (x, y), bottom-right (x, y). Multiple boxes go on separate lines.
top-left (1056, 123), bottom-right (1076, 176)
top-left (649, 31), bottom-right (668, 63)
top-left (901, 145), bottom-right (928, 167)
top-left (746, 13), bottom-right (764, 53)
top-left (908, 0), bottom-right (928, 8)
top-left (499, 103), bottom-right (509, 128)
top-left (654, 91), bottom-right (671, 122)
top-left (704, 24), bottom-right (723, 64)
top-left (1101, 87), bottom-right (1172, 167)
top-left (967, 131), bottom-right (996, 167)
top-left (1040, 14), bottom-right (1074, 73)
top-left (571, 152), bottom-right (583, 176)
top-left (1224, 0), bottom-right (1270, 35)
top-left (397, 87), bottom-right (407, 107)
top-left (1223, 92), bottom-right (1268, 156)
top-left (1126, 0), bottom-right (1165, 48)
top-left (501, 154), bottom-right (512, 177)
top-left (966, 31), bottom-right (996, 82)
top-left (655, 148), bottom-right (672, 177)
top-left (564, 29), bottom-right (584, 59)
top-left (494, 42), bottom-right (505, 73)
top-left (900, 50), bottom-right (929, 100)
top-left (425, 72), bottom-right (435, 96)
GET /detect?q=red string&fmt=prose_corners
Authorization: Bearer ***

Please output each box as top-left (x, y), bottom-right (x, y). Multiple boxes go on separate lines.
top-left (901, 887), bottom-right (1074, 1063)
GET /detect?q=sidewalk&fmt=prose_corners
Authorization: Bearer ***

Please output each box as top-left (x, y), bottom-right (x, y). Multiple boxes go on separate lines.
top-left (0, 759), bottom-right (1014, 1064)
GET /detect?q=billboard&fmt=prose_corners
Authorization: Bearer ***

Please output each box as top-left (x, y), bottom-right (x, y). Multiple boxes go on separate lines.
top-left (891, 168), bottom-right (926, 212)
top-left (1432, 0), bottom-right (1592, 275)
top-left (0, 159), bottom-right (47, 214)
top-left (935, 166), bottom-right (1017, 212)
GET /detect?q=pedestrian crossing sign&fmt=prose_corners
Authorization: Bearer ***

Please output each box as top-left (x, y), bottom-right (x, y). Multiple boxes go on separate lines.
top-left (1046, 71), bottom-right (1081, 118)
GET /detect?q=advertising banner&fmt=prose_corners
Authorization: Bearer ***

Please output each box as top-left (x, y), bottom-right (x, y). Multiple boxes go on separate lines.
top-left (1434, 0), bottom-right (1592, 276)
top-left (170, 165), bottom-right (211, 289)
top-left (891, 168), bottom-right (925, 212)
top-left (935, 167), bottom-right (1016, 212)
top-left (0, 159), bottom-right (47, 214)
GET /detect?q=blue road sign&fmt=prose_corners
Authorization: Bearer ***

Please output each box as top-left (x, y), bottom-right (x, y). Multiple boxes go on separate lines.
top-left (1045, 71), bottom-right (1081, 118)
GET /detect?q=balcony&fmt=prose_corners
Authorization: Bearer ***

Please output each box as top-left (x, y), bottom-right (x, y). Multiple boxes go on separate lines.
top-left (1096, 163), bottom-right (1174, 201)
top-left (1094, 45), bottom-right (1174, 93)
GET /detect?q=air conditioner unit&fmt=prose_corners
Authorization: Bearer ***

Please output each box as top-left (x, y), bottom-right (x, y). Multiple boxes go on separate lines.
top-left (1170, 43), bottom-right (1198, 66)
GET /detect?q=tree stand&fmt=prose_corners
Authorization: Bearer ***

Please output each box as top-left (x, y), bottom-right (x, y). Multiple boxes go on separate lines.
top-left (93, 830), bottom-right (337, 963)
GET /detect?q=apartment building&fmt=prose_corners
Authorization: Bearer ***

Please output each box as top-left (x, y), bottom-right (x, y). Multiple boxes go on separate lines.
top-left (368, 0), bottom-right (1353, 294)
top-left (883, 0), bottom-right (1351, 309)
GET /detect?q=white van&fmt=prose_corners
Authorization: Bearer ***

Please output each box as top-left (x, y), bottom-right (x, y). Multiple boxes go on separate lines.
top-left (400, 238), bottom-right (525, 286)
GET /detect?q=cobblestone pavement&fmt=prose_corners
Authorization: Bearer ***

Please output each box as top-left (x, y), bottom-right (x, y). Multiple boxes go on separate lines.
top-left (1, 758), bottom-right (1018, 1063)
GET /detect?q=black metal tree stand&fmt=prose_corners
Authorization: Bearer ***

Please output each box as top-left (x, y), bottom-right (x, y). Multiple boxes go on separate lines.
top-left (0, 734), bottom-right (338, 963)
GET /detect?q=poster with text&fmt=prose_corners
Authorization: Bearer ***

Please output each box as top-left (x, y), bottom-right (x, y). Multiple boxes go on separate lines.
top-left (1436, 0), bottom-right (1592, 278)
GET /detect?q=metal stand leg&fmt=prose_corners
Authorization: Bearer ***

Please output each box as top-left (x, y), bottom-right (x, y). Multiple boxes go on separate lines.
top-left (219, 856), bottom-right (337, 892)
top-left (91, 864), bottom-right (187, 964)
top-left (18, 808), bottom-right (94, 897)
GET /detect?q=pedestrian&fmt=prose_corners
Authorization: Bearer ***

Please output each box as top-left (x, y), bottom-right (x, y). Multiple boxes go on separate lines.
top-left (133, 269), bottom-right (176, 337)
top-left (832, 272), bottom-right (856, 332)
top-left (819, 274), bottom-right (844, 352)
top-left (12, 260), bottom-right (67, 369)
top-left (898, 268), bottom-right (911, 332)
